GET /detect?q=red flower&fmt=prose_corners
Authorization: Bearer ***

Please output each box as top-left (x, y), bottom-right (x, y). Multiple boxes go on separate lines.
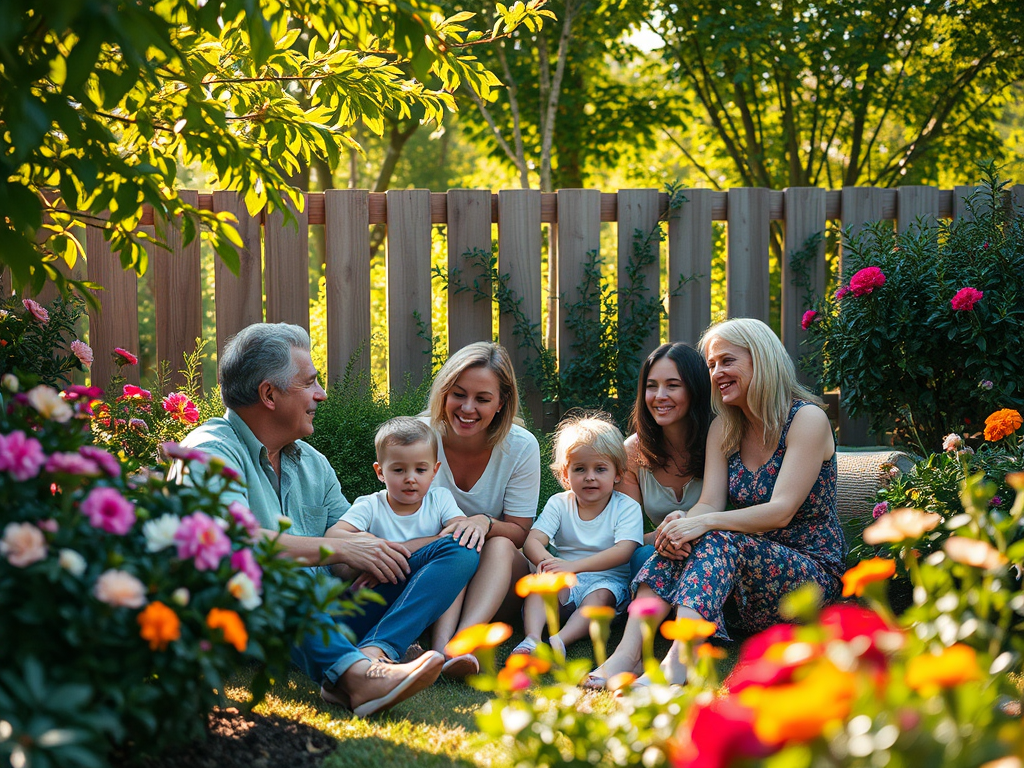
top-left (120, 384), bottom-right (152, 401)
top-left (671, 696), bottom-right (776, 768)
top-left (834, 286), bottom-right (851, 301)
top-left (951, 287), bottom-right (983, 311)
top-left (820, 604), bottom-right (903, 669)
top-left (800, 310), bottom-right (817, 330)
top-left (849, 267), bottom-right (886, 296)
top-left (113, 348), bottom-right (138, 366)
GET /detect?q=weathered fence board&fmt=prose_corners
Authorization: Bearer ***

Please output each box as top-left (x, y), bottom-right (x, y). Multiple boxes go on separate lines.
top-left (447, 189), bottom-right (494, 351)
top-left (897, 185), bottom-right (940, 234)
top-left (212, 190), bottom-right (263, 360)
top-left (726, 187), bottom-right (771, 322)
top-left (781, 187), bottom-right (827, 380)
top-left (555, 189), bottom-right (602, 368)
top-left (617, 189), bottom-right (662, 363)
top-left (386, 189), bottom-right (432, 390)
top-left (86, 225), bottom-right (140, 387)
top-left (667, 189), bottom-right (714, 346)
top-left (324, 189), bottom-right (370, 383)
top-left (264, 196), bottom-right (309, 330)
top-left (953, 186), bottom-right (979, 222)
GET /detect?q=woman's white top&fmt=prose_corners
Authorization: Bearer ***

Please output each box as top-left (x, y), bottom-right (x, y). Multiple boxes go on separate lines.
top-left (432, 422), bottom-right (541, 520)
top-left (531, 490), bottom-right (644, 581)
top-left (341, 487), bottom-right (464, 541)
top-left (636, 466), bottom-right (703, 526)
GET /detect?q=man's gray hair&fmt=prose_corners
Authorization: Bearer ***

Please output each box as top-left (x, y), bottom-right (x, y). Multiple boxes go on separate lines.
top-left (219, 323), bottom-right (311, 410)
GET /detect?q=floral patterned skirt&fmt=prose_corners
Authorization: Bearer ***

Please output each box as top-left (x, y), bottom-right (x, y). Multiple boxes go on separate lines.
top-left (632, 530), bottom-right (841, 640)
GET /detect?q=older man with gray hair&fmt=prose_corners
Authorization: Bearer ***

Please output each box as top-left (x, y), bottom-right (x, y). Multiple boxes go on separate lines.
top-left (173, 323), bottom-right (479, 716)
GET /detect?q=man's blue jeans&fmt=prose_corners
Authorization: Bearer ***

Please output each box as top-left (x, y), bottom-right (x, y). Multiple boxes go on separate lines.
top-left (291, 536), bottom-right (480, 687)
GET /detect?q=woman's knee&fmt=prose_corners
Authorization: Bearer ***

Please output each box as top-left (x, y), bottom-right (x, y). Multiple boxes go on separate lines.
top-left (480, 535), bottom-right (519, 564)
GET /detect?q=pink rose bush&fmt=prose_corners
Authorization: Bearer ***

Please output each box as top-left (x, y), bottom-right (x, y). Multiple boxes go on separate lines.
top-left (0, 294), bottom-right (90, 388)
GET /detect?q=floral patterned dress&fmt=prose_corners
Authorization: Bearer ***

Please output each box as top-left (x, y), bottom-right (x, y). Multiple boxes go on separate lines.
top-left (633, 400), bottom-right (847, 640)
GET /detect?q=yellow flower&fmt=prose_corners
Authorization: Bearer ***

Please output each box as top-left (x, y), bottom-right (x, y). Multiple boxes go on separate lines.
top-left (661, 617), bottom-right (718, 642)
top-left (841, 558), bottom-right (896, 597)
top-left (137, 601), bottom-right (180, 651)
top-left (580, 605), bottom-right (616, 621)
top-left (503, 654), bottom-right (551, 675)
top-left (943, 537), bottom-right (1008, 571)
top-left (862, 508), bottom-right (941, 545)
top-left (740, 660), bottom-right (857, 745)
top-left (515, 572), bottom-right (577, 598)
top-left (206, 607), bottom-right (248, 652)
top-left (905, 644), bottom-right (980, 693)
top-left (444, 622), bottom-right (513, 657)
top-left (984, 409), bottom-right (1023, 442)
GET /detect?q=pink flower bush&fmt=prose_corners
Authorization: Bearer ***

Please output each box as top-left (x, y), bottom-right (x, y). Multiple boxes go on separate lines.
top-left (93, 569), bottom-right (147, 608)
top-left (22, 298), bottom-right (49, 323)
top-left (872, 502), bottom-right (890, 519)
top-left (45, 452), bottom-right (102, 476)
top-left (228, 502), bottom-right (260, 539)
top-left (174, 512), bottom-right (232, 571)
top-left (163, 392), bottom-right (200, 423)
top-left (162, 442), bottom-right (209, 464)
top-left (70, 340), bottom-right (94, 367)
top-left (0, 430), bottom-right (47, 480)
top-left (849, 266), bottom-right (886, 296)
top-left (1, 522), bottom-right (48, 567)
top-left (951, 287), bottom-right (983, 311)
top-left (81, 487), bottom-right (137, 535)
top-left (800, 310), bottom-right (818, 330)
top-left (231, 548), bottom-right (263, 592)
top-left (113, 348), bottom-right (138, 366)
top-left (79, 446), bottom-right (121, 477)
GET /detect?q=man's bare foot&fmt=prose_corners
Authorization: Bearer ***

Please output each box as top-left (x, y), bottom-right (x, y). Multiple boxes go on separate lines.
top-left (322, 651), bottom-right (443, 717)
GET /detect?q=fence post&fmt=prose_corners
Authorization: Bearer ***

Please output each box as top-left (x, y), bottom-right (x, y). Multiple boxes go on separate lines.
top-left (86, 225), bottom-right (140, 388)
top-left (264, 195), bottom-right (309, 330)
top-left (726, 188), bottom-right (771, 323)
top-left (667, 189), bottom-right (714, 346)
top-left (497, 189), bottom-right (543, 424)
top-left (324, 189), bottom-right (370, 384)
top-left (555, 189), bottom-right (602, 380)
top-left (212, 191), bottom-right (263, 361)
top-left (781, 187), bottom-right (827, 386)
top-left (447, 189), bottom-right (494, 352)
top-left (386, 189), bottom-right (433, 391)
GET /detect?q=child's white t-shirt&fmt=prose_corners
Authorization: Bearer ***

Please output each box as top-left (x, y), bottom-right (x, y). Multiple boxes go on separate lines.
top-left (341, 486), bottom-right (465, 542)
top-left (530, 490), bottom-right (644, 582)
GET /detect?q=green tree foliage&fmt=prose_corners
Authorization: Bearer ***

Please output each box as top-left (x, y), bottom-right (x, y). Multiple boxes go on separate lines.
top-left (649, 0), bottom-right (1024, 189)
top-left (0, 0), bottom-right (553, 298)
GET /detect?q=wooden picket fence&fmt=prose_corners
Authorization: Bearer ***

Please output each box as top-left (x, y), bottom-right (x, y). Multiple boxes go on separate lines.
top-left (33, 183), bottom-right (1024, 444)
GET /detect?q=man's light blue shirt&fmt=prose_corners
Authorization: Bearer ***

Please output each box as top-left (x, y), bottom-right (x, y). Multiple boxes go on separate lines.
top-left (175, 408), bottom-right (349, 536)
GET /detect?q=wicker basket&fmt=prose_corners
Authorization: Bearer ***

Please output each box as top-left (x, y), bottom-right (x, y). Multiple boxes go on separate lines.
top-left (835, 449), bottom-right (917, 529)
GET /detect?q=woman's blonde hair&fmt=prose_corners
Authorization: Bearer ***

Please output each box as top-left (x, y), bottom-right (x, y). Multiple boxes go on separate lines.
top-left (699, 318), bottom-right (823, 456)
top-left (427, 342), bottom-right (521, 447)
top-left (550, 412), bottom-right (627, 490)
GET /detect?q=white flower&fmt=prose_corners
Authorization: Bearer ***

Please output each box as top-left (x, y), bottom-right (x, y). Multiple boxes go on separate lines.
top-left (171, 587), bottom-right (190, 606)
top-left (227, 572), bottom-right (262, 610)
top-left (942, 433), bottom-right (963, 453)
top-left (1, 374), bottom-right (18, 393)
top-left (26, 385), bottom-right (73, 423)
top-left (143, 514), bottom-right (181, 552)
top-left (58, 548), bottom-right (87, 577)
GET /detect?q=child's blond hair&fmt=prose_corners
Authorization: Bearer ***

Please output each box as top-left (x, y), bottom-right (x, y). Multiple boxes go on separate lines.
top-left (374, 417), bottom-right (438, 463)
top-left (550, 412), bottom-right (627, 490)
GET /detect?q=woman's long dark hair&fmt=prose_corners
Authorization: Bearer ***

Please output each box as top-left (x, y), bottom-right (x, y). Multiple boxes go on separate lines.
top-left (628, 342), bottom-right (712, 478)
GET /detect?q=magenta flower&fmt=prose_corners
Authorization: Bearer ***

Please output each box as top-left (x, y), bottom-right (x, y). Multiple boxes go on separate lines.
top-left (834, 285), bottom-right (851, 301)
top-left (980, 380), bottom-right (994, 391)
top-left (79, 446), bottom-right (122, 477)
top-left (70, 340), bottom-right (93, 367)
top-left (849, 267), bottom-right (886, 296)
top-left (872, 502), bottom-right (889, 519)
top-left (0, 430), bottom-right (47, 481)
top-left (22, 298), bottom-right (49, 323)
top-left (175, 512), bottom-right (232, 571)
top-left (628, 596), bottom-right (665, 619)
top-left (951, 287), bottom-right (983, 311)
top-left (228, 502), bottom-right (260, 538)
top-left (161, 442), bottom-right (209, 464)
top-left (46, 452), bottom-right (102, 476)
top-left (230, 548), bottom-right (263, 592)
top-left (128, 418), bottom-right (149, 433)
top-left (800, 310), bottom-right (818, 330)
top-left (120, 384), bottom-right (152, 401)
top-left (81, 487), bottom-right (137, 535)
top-left (163, 392), bottom-right (200, 423)
top-left (113, 348), bottom-right (138, 366)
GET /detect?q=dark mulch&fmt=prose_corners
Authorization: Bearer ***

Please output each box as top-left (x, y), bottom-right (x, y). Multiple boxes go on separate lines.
top-left (134, 708), bottom-right (336, 768)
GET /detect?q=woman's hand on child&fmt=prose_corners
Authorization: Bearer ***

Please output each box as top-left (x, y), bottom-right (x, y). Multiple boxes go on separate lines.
top-left (441, 514), bottom-right (491, 552)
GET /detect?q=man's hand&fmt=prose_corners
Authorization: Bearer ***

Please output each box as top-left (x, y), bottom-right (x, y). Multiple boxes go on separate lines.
top-left (333, 532), bottom-right (411, 584)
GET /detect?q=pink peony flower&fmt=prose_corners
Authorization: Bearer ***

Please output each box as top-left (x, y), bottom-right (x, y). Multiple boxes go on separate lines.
top-left (93, 569), bottom-right (147, 608)
top-left (120, 384), bottom-right (152, 401)
top-left (1, 522), bottom-right (48, 567)
top-left (230, 548), bottom-right (263, 592)
top-left (163, 392), bottom-right (200, 423)
top-left (22, 298), bottom-right (49, 323)
top-left (849, 266), bottom-right (886, 296)
top-left (834, 285), bottom-right (851, 301)
top-left (113, 348), bottom-right (138, 366)
top-left (228, 502), bottom-right (260, 539)
top-left (800, 310), bottom-right (818, 330)
top-left (872, 502), bottom-right (889, 519)
top-left (628, 596), bottom-right (665, 619)
top-left (221, 465), bottom-right (241, 482)
top-left (942, 433), bottom-right (964, 453)
top-left (951, 287), bottom-right (983, 311)
top-left (81, 487), bottom-right (136, 535)
top-left (37, 518), bottom-right (58, 533)
top-left (0, 430), bottom-right (47, 480)
top-left (45, 452), bottom-right (102, 476)
top-left (70, 340), bottom-right (93, 368)
top-left (175, 512), bottom-right (232, 571)
top-left (161, 442), bottom-right (210, 464)
top-left (79, 446), bottom-right (122, 477)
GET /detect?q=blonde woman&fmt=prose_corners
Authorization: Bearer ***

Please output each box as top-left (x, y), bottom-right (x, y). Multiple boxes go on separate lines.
top-left (423, 342), bottom-right (541, 675)
top-left (586, 318), bottom-right (845, 687)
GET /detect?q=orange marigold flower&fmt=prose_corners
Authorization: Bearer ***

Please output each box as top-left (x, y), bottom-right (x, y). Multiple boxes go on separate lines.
top-left (515, 572), bottom-right (577, 598)
top-left (661, 617), bottom-right (718, 642)
top-left (862, 508), bottom-right (941, 545)
top-left (580, 605), bottom-right (616, 621)
top-left (137, 601), bottom-right (181, 651)
top-left (697, 644), bottom-right (728, 661)
top-left (984, 409), bottom-right (1023, 442)
top-left (206, 607), bottom-right (248, 652)
top-left (1006, 472), bottom-right (1024, 491)
top-left (943, 536), bottom-right (1008, 571)
top-left (496, 667), bottom-right (532, 691)
top-left (841, 558), bottom-right (896, 597)
top-left (905, 644), bottom-right (981, 693)
top-left (444, 622), bottom-right (512, 657)
top-left (503, 654), bottom-right (551, 675)
top-left (739, 660), bottom-right (857, 745)
top-left (607, 672), bottom-right (637, 691)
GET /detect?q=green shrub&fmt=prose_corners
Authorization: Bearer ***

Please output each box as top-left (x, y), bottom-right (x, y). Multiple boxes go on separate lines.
top-left (804, 164), bottom-right (1024, 447)
top-left (0, 293), bottom-right (87, 387)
